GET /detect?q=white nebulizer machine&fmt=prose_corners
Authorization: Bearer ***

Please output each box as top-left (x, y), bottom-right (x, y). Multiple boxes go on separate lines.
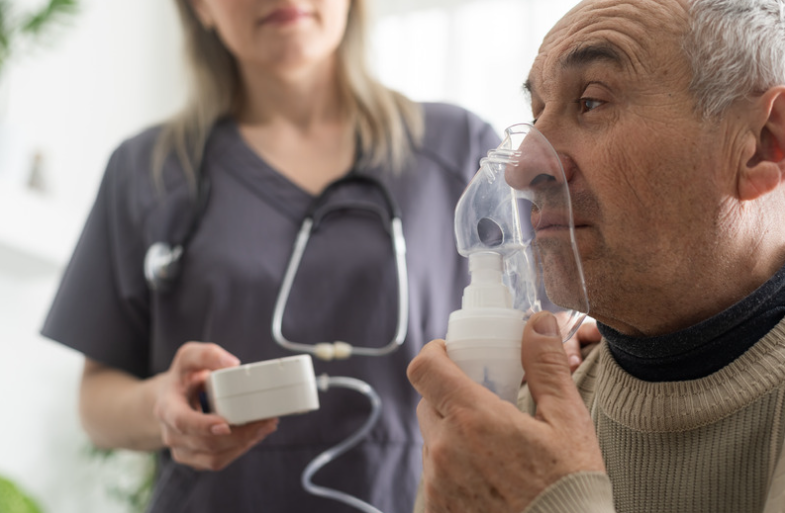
top-left (446, 123), bottom-right (589, 403)
top-left (205, 354), bottom-right (385, 513)
top-left (206, 355), bottom-right (320, 424)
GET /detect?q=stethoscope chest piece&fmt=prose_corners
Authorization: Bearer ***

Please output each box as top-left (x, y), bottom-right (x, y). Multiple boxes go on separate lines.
top-left (144, 242), bottom-right (184, 292)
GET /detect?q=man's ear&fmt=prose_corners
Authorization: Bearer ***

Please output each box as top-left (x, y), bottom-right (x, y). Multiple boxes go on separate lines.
top-left (188, 0), bottom-right (215, 30)
top-left (740, 86), bottom-right (785, 201)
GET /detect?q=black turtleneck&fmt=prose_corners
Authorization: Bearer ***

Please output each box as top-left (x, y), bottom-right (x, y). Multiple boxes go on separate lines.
top-left (599, 263), bottom-right (785, 382)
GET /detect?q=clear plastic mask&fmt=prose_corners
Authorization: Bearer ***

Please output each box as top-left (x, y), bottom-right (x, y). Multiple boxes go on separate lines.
top-left (454, 123), bottom-right (589, 341)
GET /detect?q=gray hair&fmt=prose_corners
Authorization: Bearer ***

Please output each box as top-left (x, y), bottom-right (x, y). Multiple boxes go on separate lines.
top-left (684, 0), bottom-right (785, 118)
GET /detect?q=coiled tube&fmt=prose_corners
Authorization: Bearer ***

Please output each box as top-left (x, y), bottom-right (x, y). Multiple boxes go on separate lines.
top-left (302, 375), bottom-right (383, 513)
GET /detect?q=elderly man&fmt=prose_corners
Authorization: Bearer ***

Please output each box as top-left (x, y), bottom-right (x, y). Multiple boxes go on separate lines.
top-left (407, 0), bottom-right (785, 512)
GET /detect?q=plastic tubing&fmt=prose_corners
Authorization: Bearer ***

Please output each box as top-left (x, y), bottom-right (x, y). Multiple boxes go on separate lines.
top-left (302, 375), bottom-right (384, 513)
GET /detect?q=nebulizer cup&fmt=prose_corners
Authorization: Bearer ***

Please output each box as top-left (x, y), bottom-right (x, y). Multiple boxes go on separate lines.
top-left (446, 123), bottom-right (589, 403)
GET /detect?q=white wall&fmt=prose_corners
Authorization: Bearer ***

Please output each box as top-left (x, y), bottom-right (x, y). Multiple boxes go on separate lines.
top-left (0, 0), bottom-right (184, 512)
top-left (370, 0), bottom-right (578, 133)
top-left (0, 0), bottom-right (578, 511)
top-left (2, 0), bottom-right (186, 211)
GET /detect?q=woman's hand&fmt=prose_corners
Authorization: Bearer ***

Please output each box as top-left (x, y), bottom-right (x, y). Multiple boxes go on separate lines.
top-left (153, 342), bottom-right (279, 471)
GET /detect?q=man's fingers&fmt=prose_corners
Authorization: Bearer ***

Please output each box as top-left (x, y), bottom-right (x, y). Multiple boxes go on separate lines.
top-left (408, 339), bottom-right (488, 417)
top-left (560, 316), bottom-right (602, 373)
top-left (577, 319), bottom-right (601, 346)
top-left (416, 398), bottom-right (442, 443)
top-left (521, 312), bottom-right (584, 417)
top-left (562, 334), bottom-right (582, 372)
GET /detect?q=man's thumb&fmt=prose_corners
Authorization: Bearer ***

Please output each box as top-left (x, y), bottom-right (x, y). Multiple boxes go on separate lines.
top-left (521, 312), bottom-right (579, 409)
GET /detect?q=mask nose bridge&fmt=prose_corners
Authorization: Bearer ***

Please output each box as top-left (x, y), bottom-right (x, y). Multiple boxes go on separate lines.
top-left (499, 137), bottom-right (571, 191)
top-left (531, 111), bottom-right (576, 184)
top-left (557, 152), bottom-right (577, 183)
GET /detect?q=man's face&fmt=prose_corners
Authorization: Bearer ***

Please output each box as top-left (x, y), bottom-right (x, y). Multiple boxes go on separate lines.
top-left (525, 0), bottom-right (743, 335)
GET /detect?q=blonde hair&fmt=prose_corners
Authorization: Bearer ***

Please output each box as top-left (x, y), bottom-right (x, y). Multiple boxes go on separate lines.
top-left (154, 0), bottom-right (423, 189)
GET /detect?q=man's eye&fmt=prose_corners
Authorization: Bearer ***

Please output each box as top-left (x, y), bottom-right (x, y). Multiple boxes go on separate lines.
top-left (579, 98), bottom-right (604, 112)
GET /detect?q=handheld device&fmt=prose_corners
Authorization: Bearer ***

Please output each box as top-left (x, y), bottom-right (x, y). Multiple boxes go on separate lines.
top-left (204, 354), bottom-right (384, 513)
top-left (205, 354), bottom-right (320, 425)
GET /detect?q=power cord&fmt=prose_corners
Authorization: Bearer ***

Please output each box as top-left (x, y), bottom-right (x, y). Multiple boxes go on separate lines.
top-left (301, 375), bottom-right (383, 513)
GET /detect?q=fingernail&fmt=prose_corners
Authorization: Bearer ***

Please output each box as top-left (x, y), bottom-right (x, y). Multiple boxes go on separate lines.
top-left (569, 355), bottom-right (581, 368)
top-left (533, 313), bottom-right (559, 337)
top-left (211, 424), bottom-right (231, 435)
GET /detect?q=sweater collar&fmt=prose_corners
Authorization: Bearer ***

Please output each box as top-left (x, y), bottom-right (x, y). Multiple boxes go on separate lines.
top-left (598, 262), bottom-right (785, 382)
top-left (594, 320), bottom-right (785, 432)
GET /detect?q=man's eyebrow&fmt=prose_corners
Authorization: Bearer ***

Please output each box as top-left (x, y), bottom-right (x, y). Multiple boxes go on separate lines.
top-left (522, 43), bottom-right (623, 97)
top-left (523, 79), bottom-right (534, 98)
top-left (561, 43), bottom-right (624, 69)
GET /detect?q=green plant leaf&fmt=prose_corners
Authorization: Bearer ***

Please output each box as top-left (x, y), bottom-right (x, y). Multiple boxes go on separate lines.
top-left (21, 0), bottom-right (79, 37)
top-left (0, 476), bottom-right (44, 513)
top-left (0, 0), bottom-right (12, 71)
top-left (83, 445), bottom-right (156, 513)
top-left (0, 0), bottom-right (80, 77)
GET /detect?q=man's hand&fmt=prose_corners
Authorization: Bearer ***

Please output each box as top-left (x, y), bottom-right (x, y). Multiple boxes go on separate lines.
top-left (563, 316), bottom-right (601, 373)
top-left (407, 311), bottom-right (605, 512)
top-left (153, 342), bottom-right (279, 471)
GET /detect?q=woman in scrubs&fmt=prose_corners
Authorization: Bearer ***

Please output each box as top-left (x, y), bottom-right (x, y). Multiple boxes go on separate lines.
top-left (42, 1), bottom-right (503, 511)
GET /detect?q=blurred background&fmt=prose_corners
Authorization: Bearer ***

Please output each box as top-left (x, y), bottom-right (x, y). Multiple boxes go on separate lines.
top-left (0, 0), bottom-right (577, 511)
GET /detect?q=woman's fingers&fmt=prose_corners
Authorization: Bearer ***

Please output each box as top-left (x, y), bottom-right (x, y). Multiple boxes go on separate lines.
top-left (169, 418), bottom-right (279, 471)
top-left (153, 341), bottom-right (283, 470)
top-left (173, 342), bottom-right (240, 376)
top-left (165, 417), bottom-right (280, 468)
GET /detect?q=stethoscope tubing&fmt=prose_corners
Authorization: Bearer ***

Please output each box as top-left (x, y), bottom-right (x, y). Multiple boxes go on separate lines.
top-left (271, 176), bottom-right (409, 360)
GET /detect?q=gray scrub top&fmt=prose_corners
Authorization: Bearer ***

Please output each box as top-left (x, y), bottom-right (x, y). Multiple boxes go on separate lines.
top-left (42, 102), bottom-right (500, 513)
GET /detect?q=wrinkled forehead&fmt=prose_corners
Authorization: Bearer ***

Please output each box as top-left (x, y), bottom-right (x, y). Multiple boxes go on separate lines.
top-left (530, 0), bottom-right (690, 90)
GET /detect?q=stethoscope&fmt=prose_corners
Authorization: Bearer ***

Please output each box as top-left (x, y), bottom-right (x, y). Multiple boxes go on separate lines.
top-left (143, 137), bottom-right (409, 513)
top-left (271, 172), bottom-right (409, 361)
top-left (143, 142), bottom-right (409, 362)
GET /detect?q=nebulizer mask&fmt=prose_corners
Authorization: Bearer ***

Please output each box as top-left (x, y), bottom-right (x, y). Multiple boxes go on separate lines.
top-left (446, 123), bottom-right (589, 402)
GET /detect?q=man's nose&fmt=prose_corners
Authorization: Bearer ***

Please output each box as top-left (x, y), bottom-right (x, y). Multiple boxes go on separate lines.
top-left (504, 128), bottom-right (574, 191)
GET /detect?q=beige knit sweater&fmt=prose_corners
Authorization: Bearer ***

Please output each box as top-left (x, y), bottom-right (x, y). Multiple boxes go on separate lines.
top-left (414, 319), bottom-right (785, 513)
